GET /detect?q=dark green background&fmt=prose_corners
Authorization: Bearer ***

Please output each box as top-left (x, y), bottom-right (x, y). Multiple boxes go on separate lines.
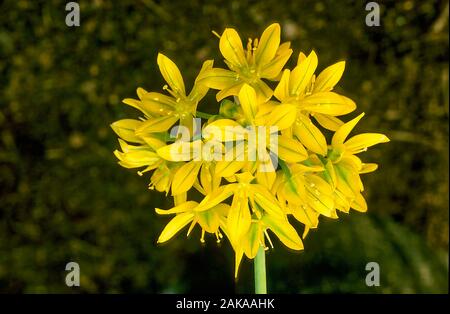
top-left (0, 0), bottom-right (448, 293)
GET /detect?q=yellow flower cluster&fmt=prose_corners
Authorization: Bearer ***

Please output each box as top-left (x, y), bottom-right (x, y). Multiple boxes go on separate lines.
top-left (111, 23), bottom-right (389, 277)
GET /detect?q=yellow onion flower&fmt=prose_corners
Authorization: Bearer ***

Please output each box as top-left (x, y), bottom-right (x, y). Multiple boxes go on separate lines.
top-left (198, 23), bottom-right (292, 102)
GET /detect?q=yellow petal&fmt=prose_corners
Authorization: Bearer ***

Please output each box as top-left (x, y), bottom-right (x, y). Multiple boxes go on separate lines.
top-left (334, 162), bottom-right (360, 197)
top-left (256, 168), bottom-right (276, 189)
top-left (114, 149), bottom-right (159, 169)
top-left (157, 141), bottom-right (194, 162)
top-left (345, 133), bottom-right (390, 153)
top-left (290, 51), bottom-right (318, 96)
top-left (255, 23), bottom-right (281, 67)
top-left (151, 166), bottom-right (172, 193)
top-left (332, 112), bottom-right (365, 146)
top-left (157, 212), bottom-right (194, 243)
top-left (351, 192), bottom-right (368, 212)
top-left (253, 80), bottom-right (274, 103)
top-left (189, 59), bottom-right (214, 101)
top-left (267, 104), bottom-right (297, 130)
top-left (291, 205), bottom-right (319, 228)
top-left (301, 92), bottom-right (356, 116)
top-left (216, 81), bottom-right (244, 101)
top-left (297, 52), bottom-right (307, 64)
top-left (261, 49), bottom-right (293, 80)
top-left (203, 119), bottom-right (247, 142)
top-left (136, 87), bottom-right (148, 99)
top-left (262, 215), bottom-right (303, 250)
top-left (220, 28), bottom-right (247, 68)
top-left (197, 206), bottom-right (222, 233)
top-left (136, 115), bottom-right (179, 134)
top-left (111, 119), bottom-right (144, 143)
top-left (251, 184), bottom-right (285, 219)
top-left (238, 84), bottom-right (258, 123)
top-left (171, 161), bottom-right (202, 195)
top-left (196, 68), bottom-right (238, 90)
top-left (142, 136), bottom-right (166, 151)
top-left (155, 201), bottom-right (198, 215)
top-left (277, 135), bottom-right (308, 163)
top-left (305, 175), bottom-right (335, 217)
top-left (293, 114), bottom-right (328, 155)
top-left (244, 223), bottom-right (262, 259)
top-left (234, 246), bottom-right (244, 278)
top-left (313, 61), bottom-right (345, 92)
top-left (227, 197), bottom-right (251, 246)
top-left (196, 184), bottom-right (236, 212)
top-left (313, 113), bottom-right (344, 131)
top-left (157, 53), bottom-right (185, 96)
top-left (174, 192), bottom-right (187, 206)
top-left (273, 69), bottom-right (291, 102)
top-left (334, 189), bottom-right (350, 213)
top-left (360, 163), bottom-right (378, 174)
top-left (215, 160), bottom-right (246, 177)
top-left (139, 92), bottom-right (177, 116)
top-left (322, 159), bottom-right (337, 189)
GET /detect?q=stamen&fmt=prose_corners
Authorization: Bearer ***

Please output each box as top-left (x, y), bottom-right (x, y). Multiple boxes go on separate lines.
top-left (215, 231), bottom-right (221, 243)
top-left (163, 84), bottom-right (179, 98)
top-left (264, 229), bottom-right (274, 249)
top-left (187, 218), bottom-right (197, 236)
top-left (200, 229), bottom-right (205, 243)
top-left (246, 38), bottom-right (253, 61)
top-left (211, 30), bottom-right (221, 39)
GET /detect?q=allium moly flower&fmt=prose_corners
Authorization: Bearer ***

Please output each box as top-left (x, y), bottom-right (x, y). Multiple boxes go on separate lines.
top-left (123, 54), bottom-right (213, 137)
top-left (198, 23), bottom-right (292, 102)
top-left (111, 23), bottom-right (389, 290)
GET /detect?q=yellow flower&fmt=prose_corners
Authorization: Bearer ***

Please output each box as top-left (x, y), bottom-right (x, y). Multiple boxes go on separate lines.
top-left (123, 54), bottom-right (213, 137)
top-left (274, 51), bottom-right (356, 156)
top-left (198, 23), bottom-right (292, 102)
top-left (325, 113), bottom-right (390, 212)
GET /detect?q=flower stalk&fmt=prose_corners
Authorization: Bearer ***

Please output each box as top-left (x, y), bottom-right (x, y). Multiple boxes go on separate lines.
top-left (254, 245), bottom-right (267, 294)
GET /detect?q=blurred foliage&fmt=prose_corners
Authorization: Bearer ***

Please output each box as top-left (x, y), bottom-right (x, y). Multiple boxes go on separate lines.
top-left (0, 0), bottom-right (448, 293)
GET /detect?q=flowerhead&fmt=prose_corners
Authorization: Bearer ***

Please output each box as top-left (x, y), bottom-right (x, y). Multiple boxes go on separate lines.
top-left (111, 23), bottom-right (389, 277)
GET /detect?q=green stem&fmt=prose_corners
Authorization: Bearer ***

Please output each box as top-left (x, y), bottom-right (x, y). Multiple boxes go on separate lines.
top-left (254, 245), bottom-right (267, 294)
top-left (195, 111), bottom-right (214, 119)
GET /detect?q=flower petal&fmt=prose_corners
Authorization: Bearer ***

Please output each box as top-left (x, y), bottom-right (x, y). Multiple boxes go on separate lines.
top-left (111, 119), bottom-right (144, 143)
top-left (197, 68), bottom-right (238, 90)
top-left (238, 84), bottom-right (258, 123)
top-left (332, 112), bottom-right (365, 146)
top-left (255, 23), bottom-right (281, 68)
top-left (277, 135), bottom-right (308, 163)
top-left (171, 161), bottom-right (202, 195)
top-left (220, 28), bottom-right (247, 68)
top-left (313, 61), bottom-right (345, 92)
top-left (267, 104), bottom-right (297, 130)
top-left (157, 212), bottom-right (194, 243)
top-left (262, 215), bottom-right (303, 250)
top-left (227, 196), bottom-right (251, 246)
top-left (155, 201), bottom-right (198, 215)
top-left (273, 69), bottom-right (291, 102)
top-left (360, 163), bottom-right (378, 174)
top-left (136, 115), bottom-right (179, 134)
top-left (261, 49), bottom-right (293, 80)
top-left (244, 222), bottom-right (262, 259)
top-left (301, 92), bottom-right (356, 116)
top-left (289, 51), bottom-right (318, 96)
top-left (351, 192), bottom-right (368, 212)
top-left (157, 53), bottom-right (186, 96)
top-left (345, 133), bottom-right (390, 153)
top-left (293, 114), bottom-right (328, 155)
top-left (313, 113), bottom-right (344, 131)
